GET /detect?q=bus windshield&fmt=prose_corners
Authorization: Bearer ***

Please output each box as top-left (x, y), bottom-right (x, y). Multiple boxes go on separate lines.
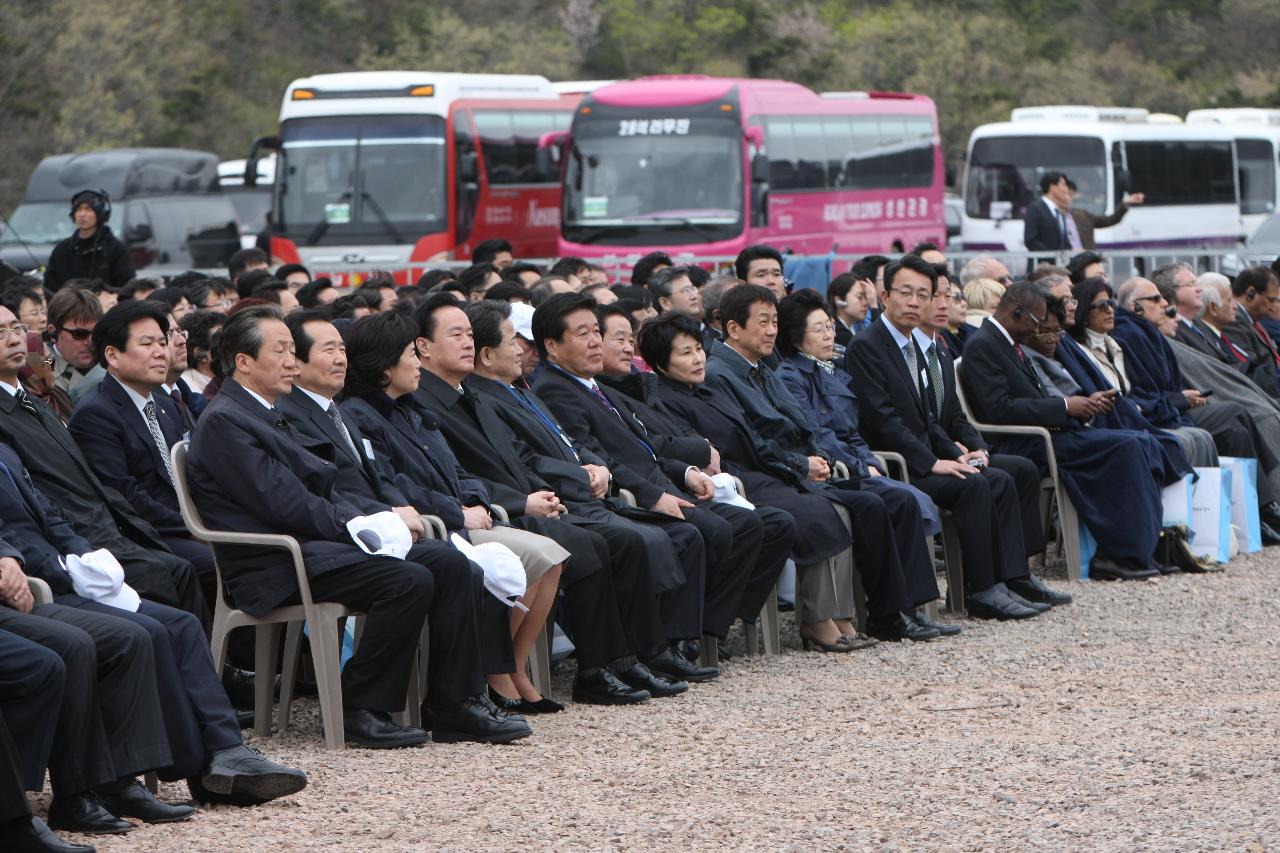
top-left (965, 136), bottom-right (1106, 220)
top-left (563, 114), bottom-right (743, 245)
top-left (276, 115), bottom-right (447, 245)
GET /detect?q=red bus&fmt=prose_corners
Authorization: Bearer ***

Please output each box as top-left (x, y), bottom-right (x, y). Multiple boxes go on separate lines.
top-left (553, 75), bottom-right (946, 266)
top-left (247, 72), bottom-right (579, 285)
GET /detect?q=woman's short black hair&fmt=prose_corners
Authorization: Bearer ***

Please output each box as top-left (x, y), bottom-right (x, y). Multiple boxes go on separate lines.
top-left (92, 300), bottom-right (170, 367)
top-left (1067, 251), bottom-right (1104, 285)
top-left (637, 311), bottom-right (703, 373)
top-left (776, 289), bottom-right (830, 357)
top-left (146, 286), bottom-right (189, 312)
top-left (343, 309), bottom-right (419, 398)
top-left (180, 309), bottom-right (223, 369)
top-left (1069, 276), bottom-right (1114, 341)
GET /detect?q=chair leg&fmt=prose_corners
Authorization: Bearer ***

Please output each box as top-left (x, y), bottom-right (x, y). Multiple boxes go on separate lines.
top-left (700, 634), bottom-right (718, 668)
top-left (761, 587), bottom-right (781, 656)
top-left (942, 518), bottom-right (966, 615)
top-left (745, 618), bottom-right (760, 656)
top-left (253, 624), bottom-right (282, 739)
top-left (529, 618), bottom-right (553, 700)
top-left (1059, 490), bottom-right (1083, 581)
top-left (310, 617), bottom-right (346, 751)
top-left (278, 621), bottom-right (303, 733)
top-left (209, 612), bottom-right (231, 674)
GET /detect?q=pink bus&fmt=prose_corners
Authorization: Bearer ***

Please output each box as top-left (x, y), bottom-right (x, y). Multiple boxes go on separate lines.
top-left (554, 75), bottom-right (946, 263)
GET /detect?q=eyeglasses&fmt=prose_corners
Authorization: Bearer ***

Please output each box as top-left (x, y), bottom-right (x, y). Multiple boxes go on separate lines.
top-left (0, 324), bottom-right (30, 341)
top-left (889, 287), bottom-right (934, 303)
top-left (1062, 297), bottom-right (1078, 308)
top-left (169, 329), bottom-right (189, 341)
top-left (949, 293), bottom-right (967, 304)
top-left (805, 322), bottom-right (836, 335)
top-left (58, 326), bottom-right (93, 341)
top-left (1035, 328), bottom-right (1063, 339)
top-left (206, 298), bottom-right (234, 310)
top-left (1089, 298), bottom-right (1118, 312)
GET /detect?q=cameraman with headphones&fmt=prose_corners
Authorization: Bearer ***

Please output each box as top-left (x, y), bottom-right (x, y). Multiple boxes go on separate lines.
top-left (44, 189), bottom-right (135, 292)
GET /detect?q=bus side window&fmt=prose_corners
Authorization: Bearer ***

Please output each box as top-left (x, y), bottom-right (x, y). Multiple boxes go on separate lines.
top-left (765, 118), bottom-right (798, 190)
top-left (455, 110), bottom-right (478, 244)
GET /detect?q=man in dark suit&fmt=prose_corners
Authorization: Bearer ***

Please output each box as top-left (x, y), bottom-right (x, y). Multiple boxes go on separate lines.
top-left (594, 303), bottom-right (794, 646)
top-left (0, 634), bottom-right (94, 852)
top-left (1173, 272), bottom-right (1246, 370)
top-left (0, 550), bottom-right (192, 836)
top-left (0, 440), bottom-right (306, 808)
top-left (958, 281), bottom-right (1173, 580)
top-left (532, 292), bottom-right (751, 670)
top-left (1022, 172), bottom-right (1076, 253)
top-left (847, 259), bottom-right (1067, 615)
top-left (707, 280), bottom-right (1029, 634)
top-left (1223, 266), bottom-right (1280, 398)
top-left (188, 305), bottom-right (526, 747)
top-left (158, 310), bottom-right (205, 424)
top-left (68, 302), bottom-right (215, 595)
top-left (411, 300), bottom-right (691, 700)
top-left (0, 305), bottom-right (205, 619)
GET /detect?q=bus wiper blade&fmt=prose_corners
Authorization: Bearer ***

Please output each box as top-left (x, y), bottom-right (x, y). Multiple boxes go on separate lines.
top-left (358, 190), bottom-right (403, 244)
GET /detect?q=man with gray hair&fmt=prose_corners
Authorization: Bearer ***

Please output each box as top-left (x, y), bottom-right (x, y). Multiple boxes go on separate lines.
top-left (1175, 272), bottom-right (1245, 370)
top-left (698, 273), bottom-right (739, 350)
top-left (959, 255), bottom-right (1012, 287)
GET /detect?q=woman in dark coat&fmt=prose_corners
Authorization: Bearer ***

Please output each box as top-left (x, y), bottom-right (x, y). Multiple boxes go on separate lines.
top-left (637, 313), bottom-right (877, 652)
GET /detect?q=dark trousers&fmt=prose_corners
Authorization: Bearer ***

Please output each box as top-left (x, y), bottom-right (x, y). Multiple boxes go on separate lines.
top-left (705, 503), bottom-right (794, 628)
top-left (566, 518), bottom-right (668, 663)
top-left (163, 535), bottom-right (217, 605)
top-left (820, 488), bottom-right (915, 617)
top-left (0, 712), bottom-right (31, 822)
top-left (681, 503), bottom-right (759, 638)
top-left (579, 506), bottom-right (707, 642)
top-left (317, 546), bottom-right (484, 713)
top-left (0, 628), bottom-right (62, 797)
top-left (109, 534), bottom-right (210, 629)
top-left (913, 464), bottom-right (1029, 593)
top-left (846, 479), bottom-right (939, 606)
top-left (55, 595), bottom-right (240, 781)
top-left (989, 453), bottom-right (1046, 557)
top-left (0, 604), bottom-right (171, 795)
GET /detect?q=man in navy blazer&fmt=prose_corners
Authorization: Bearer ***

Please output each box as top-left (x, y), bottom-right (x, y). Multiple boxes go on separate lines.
top-left (0, 441), bottom-right (306, 809)
top-left (188, 305), bottom-right (527, 747)
top-left (1022, 172), bottom-right (1074, 253)
top-left (68, 302), bottom-right (216, 595)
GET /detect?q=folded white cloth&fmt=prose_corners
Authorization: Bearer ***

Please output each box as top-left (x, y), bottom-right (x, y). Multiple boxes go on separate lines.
top-left (450, 533), bottom-right (529, 611)
top-left (346, 512), bottom-right (413, 559)
top-left (65, 549), bottom-right (140, 612)
top-left (710, 472), bottom-right (755, 510)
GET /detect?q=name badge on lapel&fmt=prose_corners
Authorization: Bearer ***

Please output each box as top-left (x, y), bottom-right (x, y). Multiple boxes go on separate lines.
top-left (362, 438), bottom-right (375, 461)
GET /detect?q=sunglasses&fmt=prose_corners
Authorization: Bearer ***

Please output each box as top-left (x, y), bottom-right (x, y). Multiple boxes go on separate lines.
top-left (59, 327), bottom-right (94, 341)
top-left (1089, 298), bottom-right (1118, 312)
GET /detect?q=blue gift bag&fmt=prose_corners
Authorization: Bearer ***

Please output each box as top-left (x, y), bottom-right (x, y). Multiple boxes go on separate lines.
top-left (1190, 467), bottom-right (1233, 564)
top-left (1219, 456), bottom-right (1262, 553)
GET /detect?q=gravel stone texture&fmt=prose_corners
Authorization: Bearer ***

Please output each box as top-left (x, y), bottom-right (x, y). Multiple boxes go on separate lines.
top-left (42, 549), bottom-right (1280, 851)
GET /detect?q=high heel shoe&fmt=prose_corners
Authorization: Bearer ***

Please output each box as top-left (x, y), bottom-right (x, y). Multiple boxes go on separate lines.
top-left (514, 697), bottom-right (565, 715)
top-left (837, 632), bottom-right (880, 651)
top-left (798, 625), bottom-right (855, 653)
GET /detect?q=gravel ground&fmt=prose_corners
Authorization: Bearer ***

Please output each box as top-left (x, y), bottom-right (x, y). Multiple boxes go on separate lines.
top-left (45, 549), bottom-right (1280, 852)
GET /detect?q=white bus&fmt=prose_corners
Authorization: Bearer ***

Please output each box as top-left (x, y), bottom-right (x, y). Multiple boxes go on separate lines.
top-left (961, 105), bottom-right (1243, 253)
top-left (1186, 108), bottom-right (1280, 238)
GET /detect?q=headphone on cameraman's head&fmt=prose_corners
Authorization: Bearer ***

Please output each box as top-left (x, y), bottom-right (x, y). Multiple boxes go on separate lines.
top-left (69, 189), bottom-right (111, 225)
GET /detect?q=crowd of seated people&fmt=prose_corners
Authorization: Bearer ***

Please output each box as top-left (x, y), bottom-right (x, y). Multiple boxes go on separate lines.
top-left (4, 214), bottom-right (1279, 851)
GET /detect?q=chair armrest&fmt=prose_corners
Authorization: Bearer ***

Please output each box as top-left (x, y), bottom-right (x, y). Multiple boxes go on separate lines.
top-left (491, 504), bottom-right (510, 523)
top-left (832, 460), bottom-right (851, 480)
top-left (617, 489), bottom-right (638, 508)
top-left (871, 450), bottom-right (909, 483)
top-left (27, 577), bottom-right (54, 606)
top-left (421, 515), bottom-right (448, 540)
top-left (730, 476), bottom-right (746, 498)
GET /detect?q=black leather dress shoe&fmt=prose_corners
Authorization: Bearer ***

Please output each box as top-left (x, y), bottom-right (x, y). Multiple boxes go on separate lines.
top-left (1007, 575), bottom-right (1072, 606)
top-left (1089, 557), bottom-right (1158, 581)
top-left (1004, 586), bottom-right (1051, 613)
top-left (47, 794), bottom-right (131, 835)
top-left (965, 587), bottom-right (1039, 620)
top-left (1261, 521), bottom-right (1280, 546)
top-left (866, 612), bottom-right (940, 641)
top-left (911, 608), bottom-right (961, 636)
top-left (572, 668), bottom-right (650, 705)
top-left (344, 708), bottom-right (431, 749)
top-left (6, 815), bottom-right (95, 853)
top-left (95, 779), bottom-right (193, 824)
top-left (201, 744), bottom-right (308, 802)
top-left (432, 694), bottom-right (532, 744)
top-left (646, 648), bottom-right (719, 683)
top-left (616, 662), bottom-right (688, 698)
